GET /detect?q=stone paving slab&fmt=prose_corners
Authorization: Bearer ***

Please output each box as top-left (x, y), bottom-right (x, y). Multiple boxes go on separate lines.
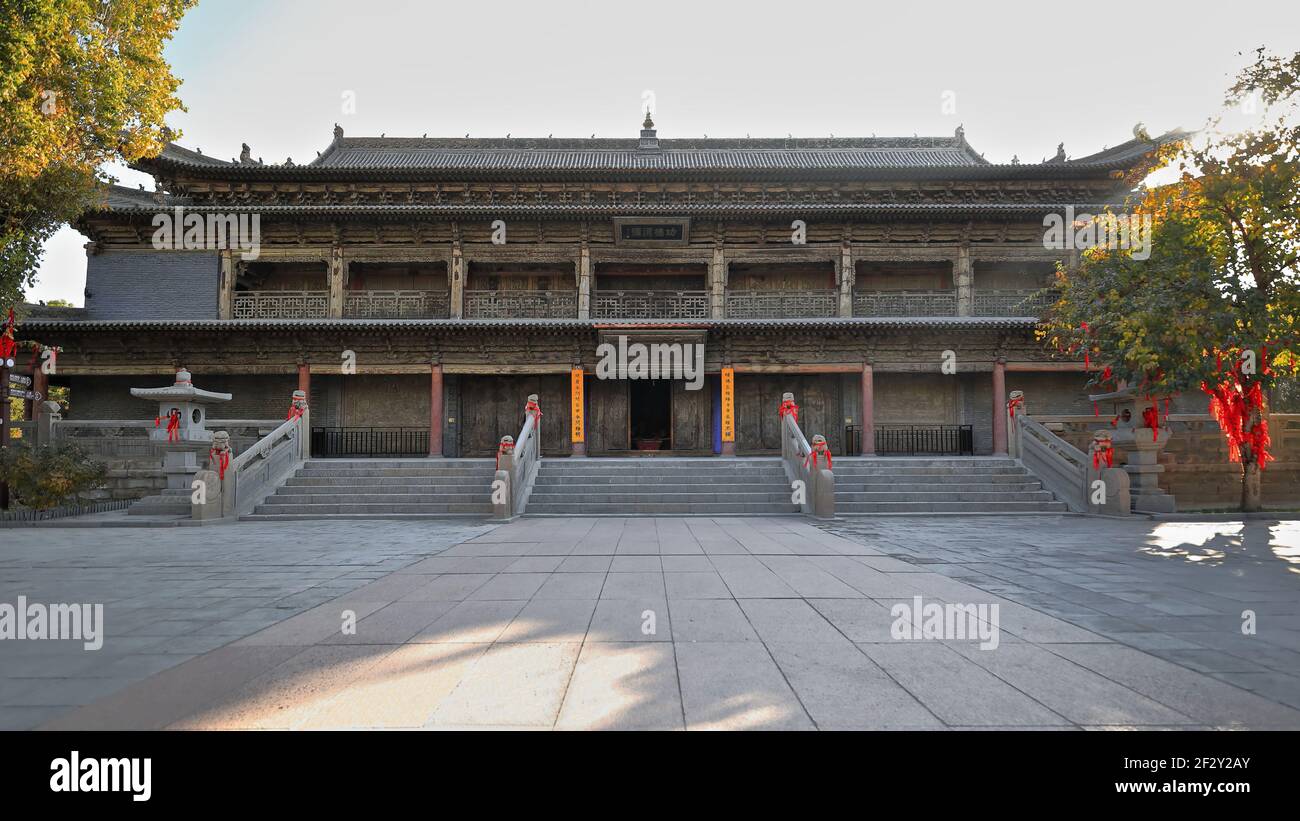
top-left (5, 515), bottom-right (1299, 730)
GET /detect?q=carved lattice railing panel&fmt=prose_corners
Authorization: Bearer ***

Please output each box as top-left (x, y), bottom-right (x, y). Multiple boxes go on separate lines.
top-left (233, 290), bottom-right (329, 319)
top-left (725, 290), bottom-right (838, 318)
top-left (344, 290), bottom-right (451, 318)
top-left (853, 290), bottom-right (957, 317)
top-left (593, 290), bottom-right (709, 319)
top-left (972, 289), bottom-right (1059, 317)
top-left (463, 290), bottom-right (577, 319)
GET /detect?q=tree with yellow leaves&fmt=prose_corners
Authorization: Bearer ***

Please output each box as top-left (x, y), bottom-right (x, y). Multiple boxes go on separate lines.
top-left (1044, 48), bottom-right (1300, 511)
top-left (0, 0), bottom-right (195, 309)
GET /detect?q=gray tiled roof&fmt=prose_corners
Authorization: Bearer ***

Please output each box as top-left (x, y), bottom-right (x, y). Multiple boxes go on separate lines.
top-left (311, 137), bottom-right (987, 171)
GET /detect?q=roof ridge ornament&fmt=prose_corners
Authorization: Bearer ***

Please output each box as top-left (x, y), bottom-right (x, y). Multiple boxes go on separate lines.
top-left (954, 124), bottom-right (965, 143)
top-left (333, 123), bottom-right (344, 141)
top-left (638, 109), bottom-right (659, 152)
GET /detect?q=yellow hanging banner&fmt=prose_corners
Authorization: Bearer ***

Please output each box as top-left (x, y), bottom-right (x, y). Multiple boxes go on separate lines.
top-left (570, 367), bottom-right (585, 443)
top-left (721, 367), bottom-right (735, 443)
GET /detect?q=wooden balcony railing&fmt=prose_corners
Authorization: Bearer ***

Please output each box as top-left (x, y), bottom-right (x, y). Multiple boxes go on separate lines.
top-left (853, 290), bottom-right (958, 317)
top-left (972, 289), bottom-right (1058, 317)
top-left (463, 290), bottom-right (577, 319)
top-left (593, 290), bottom-right (709, 319)
top-left (233, 290), bottom-right (329, 319)
top-left (344, 289), bottom-right (450, 318)
top-left (726, 290), bottom-right (838, 318)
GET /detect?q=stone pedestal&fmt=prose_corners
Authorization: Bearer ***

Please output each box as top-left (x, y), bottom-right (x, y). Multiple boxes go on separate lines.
top-left (1120, 428), bottom-right (1177, 513)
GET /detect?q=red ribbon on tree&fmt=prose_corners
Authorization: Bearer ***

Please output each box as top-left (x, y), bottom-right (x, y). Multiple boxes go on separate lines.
top-left (1202, 363), bottom-right (1273, 470)
top-left (1080, 321), bottom-right (1091, 369)
top-left (0, 308), bottom-right (16, 365)
top-left (777, 398), bottom-right (800, 422)
top-left (1141, 403), bottom-right (1160, 443)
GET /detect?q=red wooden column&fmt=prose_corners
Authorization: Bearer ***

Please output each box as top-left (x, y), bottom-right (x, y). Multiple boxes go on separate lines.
top-left (860, 362), bottom-right (875, 455)
top-left (297, 363), bottom-right (311, 408)
top-left (992, 359), bottom-right (1008, 455)
top-left (429, 363), bottom-right (444, 457)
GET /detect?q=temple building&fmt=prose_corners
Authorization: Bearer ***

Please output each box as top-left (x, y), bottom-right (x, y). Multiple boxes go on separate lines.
top-left (19, 117), bottom-right (1184, 462)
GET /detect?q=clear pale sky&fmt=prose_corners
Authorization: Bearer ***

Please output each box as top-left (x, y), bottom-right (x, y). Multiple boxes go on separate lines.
top-left (27, 0), bottom-right (1300, 305)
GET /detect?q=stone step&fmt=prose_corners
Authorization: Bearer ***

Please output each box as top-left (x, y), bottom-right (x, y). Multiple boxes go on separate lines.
top-left (836, 490), bottom-right (1056, 502)
top-left (284, 479), bottom-right (495, 490)
top-left (836, 500), bottom-right (1068, 513)
top-left (263, 492), bottom-right (489, 505)
top-left (525, 502), bottom-right (801, 515)
top-left (533, 474), bottom-right (786, 485)
top-left (834, 475), bottom-right (1039, 487)
top-left (302, 459), bottom-right (491, 468)
top-left (527, 490), bottom-right (795, 503)
top-left (251, 502), bottom-right (493, 515)
top-left (241, 513), bottom-right (491, 521)
top-left (836, 482), bottom-right (1043, 494)
top-left (295, 469), bottom-right (497, 479)
top-left (831, 466), bottom-right (1028, 476)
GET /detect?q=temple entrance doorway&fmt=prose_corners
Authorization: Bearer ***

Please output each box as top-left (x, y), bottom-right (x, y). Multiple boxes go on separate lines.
top-left (629, 379), bottom-right (672, 451)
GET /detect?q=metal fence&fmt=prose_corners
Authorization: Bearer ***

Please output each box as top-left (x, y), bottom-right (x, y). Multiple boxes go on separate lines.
top-left (311, 427), bottom-right (430, 457)
top-left (845, 424), bottom-right (975, 456)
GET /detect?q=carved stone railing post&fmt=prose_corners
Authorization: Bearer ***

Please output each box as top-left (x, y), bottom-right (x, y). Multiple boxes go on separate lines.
top-left (1086, 430), bottom-right (1130, 515)
top-left (1006, 390), bottom-right (1025, 459)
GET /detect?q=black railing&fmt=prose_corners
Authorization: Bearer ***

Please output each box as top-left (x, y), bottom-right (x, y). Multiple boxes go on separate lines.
top-left (311, 427), bottom-right (430, 458)
top-left (844, 424), bottom-right (974, 456)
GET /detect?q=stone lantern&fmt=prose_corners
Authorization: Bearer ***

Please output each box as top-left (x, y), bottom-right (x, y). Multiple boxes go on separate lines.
top-left (1087, 386), bottom-right (1176, 513)
top-left (127, 369), bottom-right (233, 516)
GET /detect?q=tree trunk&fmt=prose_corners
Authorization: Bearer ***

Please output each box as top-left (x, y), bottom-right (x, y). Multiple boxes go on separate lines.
top-left (1239, 406), bottom-right (1264, 513)
top-left (1240, 460), bottom-right (1262, 512)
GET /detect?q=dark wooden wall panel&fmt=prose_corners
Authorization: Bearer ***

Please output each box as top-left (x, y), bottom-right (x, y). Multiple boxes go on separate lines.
top-left (457, 375), bottom-right (570, 457)
top-left (587, 377), bottom-right (628, 453)
top-left (736, 374), bottom-right (843, 455)
top-left (671, 381), bottom-right (711, 452)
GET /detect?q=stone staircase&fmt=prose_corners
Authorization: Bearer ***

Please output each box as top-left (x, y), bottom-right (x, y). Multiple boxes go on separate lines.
top-left (525, 457), bottom-right (799, 516)
top-left (241, 459), bottom-right (497, 520)
top-left (834, 457), bottom-right (1067, 514)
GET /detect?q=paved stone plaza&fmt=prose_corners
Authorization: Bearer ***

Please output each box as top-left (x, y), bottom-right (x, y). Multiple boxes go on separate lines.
top-left (2, 515), bottom-right (1297, 730)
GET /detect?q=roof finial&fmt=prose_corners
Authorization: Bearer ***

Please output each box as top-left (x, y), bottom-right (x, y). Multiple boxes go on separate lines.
top-left (954, 123), bottom-right (965, 142)
top-left (1052, 142), bottom-right (1066, 162)
top-left (239, 143), bottom-right (251, 163)
top-left (1133, 121), bottom-right (1151, 141)
top-left (643, 108), bottom-right (654, 130)
top-left (333, 123), bottom-right (343, 141)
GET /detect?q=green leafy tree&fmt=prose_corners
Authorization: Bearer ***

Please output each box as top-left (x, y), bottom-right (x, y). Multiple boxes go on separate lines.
top-left (0, 0), bottom-right (194, 309)
top-left (1043, 48), bottom-right (1300, 511)
top-left (0, 439), bottom-right (107, 508)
